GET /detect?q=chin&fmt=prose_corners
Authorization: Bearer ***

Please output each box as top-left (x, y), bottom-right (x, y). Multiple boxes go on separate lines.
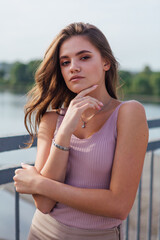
top-left (68, 85), bottom-right (89, 94)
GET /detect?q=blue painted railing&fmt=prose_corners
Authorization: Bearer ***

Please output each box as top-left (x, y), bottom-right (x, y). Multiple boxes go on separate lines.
top-left (0, 135), bottom-right (36, 240)
top-left (126, 119), bottom-right (160, 240)
top-left (0, 119), bottom-right (160, 240)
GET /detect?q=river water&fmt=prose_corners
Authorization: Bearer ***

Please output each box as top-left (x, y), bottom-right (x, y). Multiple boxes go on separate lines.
top-left (0, 92), bottom-right (160, 239)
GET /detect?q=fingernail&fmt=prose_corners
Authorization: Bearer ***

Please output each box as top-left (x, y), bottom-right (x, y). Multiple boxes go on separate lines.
top-left (100, 102), bottom-right (104, 106)
top-left (93, 85), bottom-right (98, 88)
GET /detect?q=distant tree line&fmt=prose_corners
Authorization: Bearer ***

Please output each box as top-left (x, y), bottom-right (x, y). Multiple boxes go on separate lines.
top-left (0, 60), bottom-right (41, 93)
top-left (0, 61), bottom-right (160, 97)
top-left (119, 66), bottom-right (160, 97)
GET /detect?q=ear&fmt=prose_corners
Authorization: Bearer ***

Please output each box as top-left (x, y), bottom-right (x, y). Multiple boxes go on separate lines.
top-left (103, 60), bottom-right (111, 71)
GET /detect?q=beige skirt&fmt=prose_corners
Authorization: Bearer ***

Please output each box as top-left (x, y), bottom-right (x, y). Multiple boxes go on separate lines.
top-left (28, 209), bottom-right (123, 240)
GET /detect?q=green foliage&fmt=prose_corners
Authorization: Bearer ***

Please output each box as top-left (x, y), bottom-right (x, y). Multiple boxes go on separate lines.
top-left (119, 66), bottom-right (160, 97)
top-left (150, 73), bottom-right (160, 95)
top-left (10, 62), bottom-right (27, 85)
top-left (119, 71), bottom-right (134, 94)
top-left (132, 73), bottom-right (153, 95)
top-left (0, 69), bottom-right (5, 78)
top-left (3, 60), bottom-right (42, 93)
top-left (25, 60), bottom-right (42, 84)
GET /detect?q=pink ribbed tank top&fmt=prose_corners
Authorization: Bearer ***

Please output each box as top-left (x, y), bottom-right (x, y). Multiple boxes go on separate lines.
top-left (50, 102), bottom-right (125, 229)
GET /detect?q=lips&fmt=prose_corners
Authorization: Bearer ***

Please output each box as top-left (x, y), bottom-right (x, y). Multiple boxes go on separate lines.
top-left (70, 75), bottom-right (84, 81)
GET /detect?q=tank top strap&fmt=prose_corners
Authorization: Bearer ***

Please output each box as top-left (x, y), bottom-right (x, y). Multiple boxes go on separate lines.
top-left (114, 101), bottom-right (125, 116)
top-left (107, 101), bottom-right (126, 138)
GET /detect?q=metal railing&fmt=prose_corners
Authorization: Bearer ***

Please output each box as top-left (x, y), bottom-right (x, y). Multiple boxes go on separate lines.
top-left (0, 135), bottom-right (36, 240)
top-left (0, 119), bottom-right (160, 240)
top-left (126, 119), bottom-right (160, 240)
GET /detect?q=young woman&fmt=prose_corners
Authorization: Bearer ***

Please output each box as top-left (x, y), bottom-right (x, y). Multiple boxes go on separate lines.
top-left (13, 22), bottom-right (148, 240)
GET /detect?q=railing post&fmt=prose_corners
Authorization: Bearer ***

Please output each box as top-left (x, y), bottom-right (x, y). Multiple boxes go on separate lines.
top-left (159, 204), bottom-right (160, 240)
top-left (158, 189), bottom-right (160, 240)
top-left (15, 190), bottom-right (20, 240)
top-left (137, 177), bottom-right (142, 240)
top-left (148, 151), bottom-right (154, 240)
top-left (126, 215), bottom-right (129, 240)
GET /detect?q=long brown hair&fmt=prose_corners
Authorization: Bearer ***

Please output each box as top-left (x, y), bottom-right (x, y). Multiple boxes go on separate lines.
top-left (24, 22), bottom-right (119, 146)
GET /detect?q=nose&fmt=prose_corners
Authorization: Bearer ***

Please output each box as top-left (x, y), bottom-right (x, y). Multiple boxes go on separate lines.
top-left (70, 60), bottom-right (80, 73)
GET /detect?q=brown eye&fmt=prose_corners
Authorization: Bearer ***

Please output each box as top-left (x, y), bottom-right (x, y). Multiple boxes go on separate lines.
top-left (61, 61), bottom-right (70, 66)
top-left (81, 56), bottom-right (90, 60)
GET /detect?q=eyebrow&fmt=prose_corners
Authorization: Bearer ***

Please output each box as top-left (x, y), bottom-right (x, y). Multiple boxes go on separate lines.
top-left (59, 50), bottom-right (92, 60)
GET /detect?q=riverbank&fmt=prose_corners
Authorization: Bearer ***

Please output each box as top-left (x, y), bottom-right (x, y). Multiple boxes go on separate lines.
top-left (124, 94), bottom-right (160, 104)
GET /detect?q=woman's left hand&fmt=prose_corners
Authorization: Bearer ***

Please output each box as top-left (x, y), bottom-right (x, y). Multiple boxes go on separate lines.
top-left (13, 163), bottom-right (41, 194)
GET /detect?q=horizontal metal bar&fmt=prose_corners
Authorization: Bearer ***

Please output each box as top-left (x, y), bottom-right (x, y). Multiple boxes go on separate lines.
top-left (0, 135), bottom-right (37, 152)
top-left (147, 140), bottom-right (160, 152)
top-left (0, 166), bottom-right (21, 185)
top-left (147, 119), bottom-right (160, 129)
top-left (0, 164), bottom-right (33, 185)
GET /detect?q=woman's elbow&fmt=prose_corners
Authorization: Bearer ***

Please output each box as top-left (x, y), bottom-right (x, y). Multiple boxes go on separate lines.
top-left (107, 209), bottom-right (128, 221)
top-left (114, 204), bottom-right (131, 220)
top-left (35, 204), bottom-right (52, 214)
top-left (34, 201), bottom-right (54, 214)
top-left (103, 201), bottom-right (130, 220)
top-left (116, 210), bottom-right (128, 220)
top-left (37, 206), bottom-right (52, 214)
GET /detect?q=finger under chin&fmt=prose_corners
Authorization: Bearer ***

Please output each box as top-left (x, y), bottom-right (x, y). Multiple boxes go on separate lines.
top-left (76, 85), bottom-right (98, 98)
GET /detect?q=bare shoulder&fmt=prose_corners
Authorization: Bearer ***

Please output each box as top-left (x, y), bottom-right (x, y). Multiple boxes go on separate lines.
top-left (38, 110), bottom-right (59, 139)
top-left (41, 110), bottom-right (58, 126)
top-left (118, 100), bottom-right (147, 126)
top-left (117, 100), bottom-right (149, 140)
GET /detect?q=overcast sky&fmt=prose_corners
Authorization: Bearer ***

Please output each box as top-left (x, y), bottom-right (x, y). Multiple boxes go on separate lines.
top-left (0, 0), bottom-right (159, 71)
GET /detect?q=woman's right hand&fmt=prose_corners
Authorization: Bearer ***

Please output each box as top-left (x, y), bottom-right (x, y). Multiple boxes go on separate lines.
top-left (58, 85), bottom-right (103, 137)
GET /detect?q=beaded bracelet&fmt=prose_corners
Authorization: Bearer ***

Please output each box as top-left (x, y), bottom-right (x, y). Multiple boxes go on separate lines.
top-left (53, 140), bottom-right (70, 151)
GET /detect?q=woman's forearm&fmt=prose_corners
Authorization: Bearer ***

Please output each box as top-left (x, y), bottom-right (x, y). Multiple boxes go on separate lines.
top-left (33, 130), bottom-right (71, 213)
top-left (14, 163), bottom-right (129, 219)
top-left (40, 128), bottom-right (71, 178)
top-left (36, 176), bottom-right (129, 220)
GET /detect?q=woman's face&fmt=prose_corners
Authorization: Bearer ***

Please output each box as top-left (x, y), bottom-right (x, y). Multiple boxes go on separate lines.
top-left (59, 36), bottom-right (110, 93)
